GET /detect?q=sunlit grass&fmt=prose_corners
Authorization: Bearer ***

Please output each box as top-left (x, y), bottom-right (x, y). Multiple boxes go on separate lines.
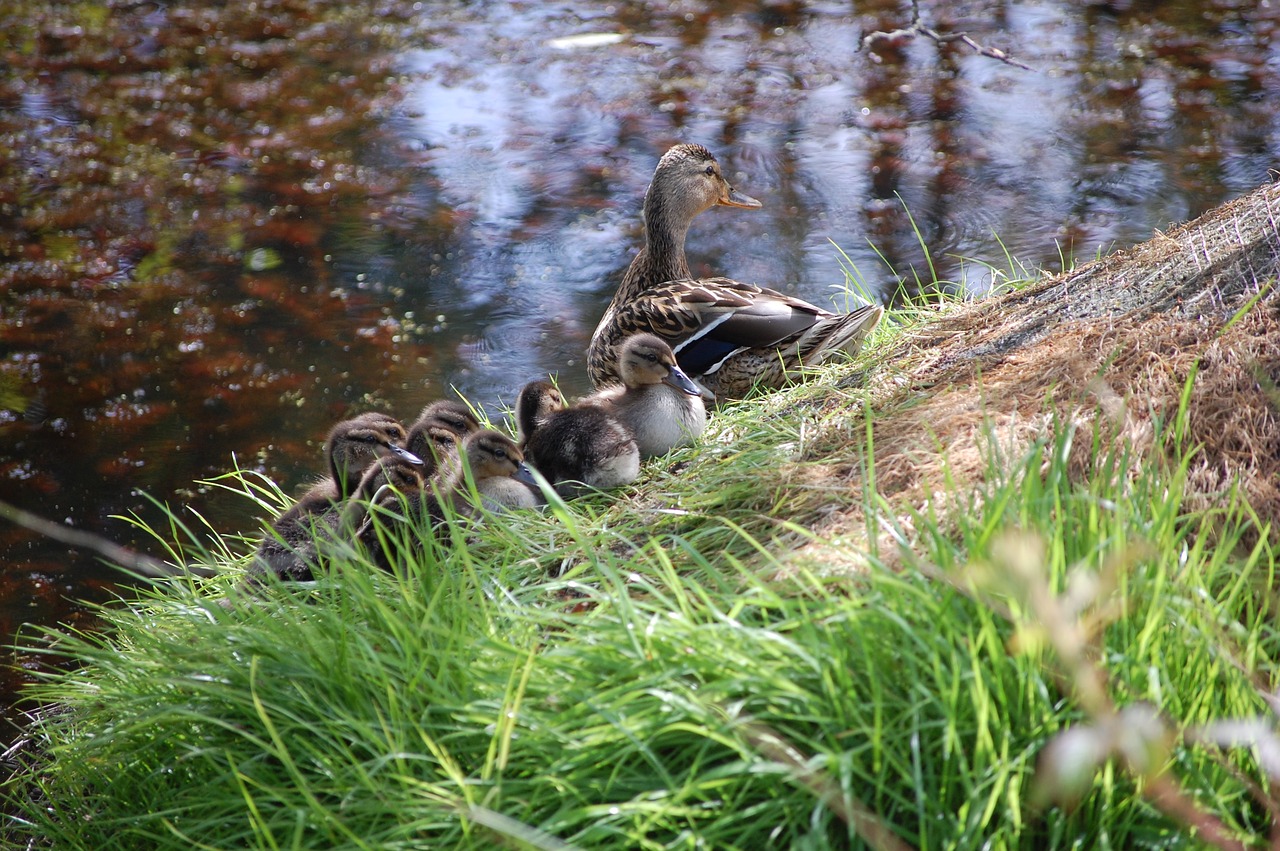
top-left (4, 296), bottom-right (1278, 849)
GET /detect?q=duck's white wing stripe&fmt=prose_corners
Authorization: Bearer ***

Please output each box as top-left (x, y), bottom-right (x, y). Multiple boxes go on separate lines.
top-left (701, 346), bottom-right (749, 377)
top-left (672, 310), bottom-right (735, 354)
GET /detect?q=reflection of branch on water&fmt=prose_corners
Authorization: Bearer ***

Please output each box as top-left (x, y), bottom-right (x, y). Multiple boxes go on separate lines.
top-left (862, 0), bottom-right (1032, 71)
top-left (0, 500), bottom-right (215, 580)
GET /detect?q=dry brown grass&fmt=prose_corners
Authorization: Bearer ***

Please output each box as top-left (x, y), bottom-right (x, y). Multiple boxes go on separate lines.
top-left (785, 179), bottom-right (1280, 568)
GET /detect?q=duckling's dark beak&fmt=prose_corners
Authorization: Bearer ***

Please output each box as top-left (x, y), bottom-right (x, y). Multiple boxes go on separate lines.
top-left (663, 365), bottom-right (703, 397)
top-left (513, 462), bottom-right (538, 487)
top-left (386, 443), bottom-right (425, 466)
top-left (720, 186), bottom-right (761, 209)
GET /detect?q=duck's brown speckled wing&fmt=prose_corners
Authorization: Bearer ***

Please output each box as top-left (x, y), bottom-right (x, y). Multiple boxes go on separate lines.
top-left (597, 277), bottom-right (833, 381)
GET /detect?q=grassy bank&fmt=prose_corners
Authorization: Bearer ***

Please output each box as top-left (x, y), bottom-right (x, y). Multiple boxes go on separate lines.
top-left (3, 303), bottom-right (1278, 849)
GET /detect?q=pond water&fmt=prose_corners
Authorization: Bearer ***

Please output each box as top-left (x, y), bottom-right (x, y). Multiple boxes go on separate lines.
top-left (1, 0), bottom-right (1277, 717)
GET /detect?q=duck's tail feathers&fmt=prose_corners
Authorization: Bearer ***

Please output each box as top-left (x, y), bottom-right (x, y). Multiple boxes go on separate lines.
top-left (696, 303), bottom-right (884, 401)
top-left (792, 304), bottom-right (883, 367)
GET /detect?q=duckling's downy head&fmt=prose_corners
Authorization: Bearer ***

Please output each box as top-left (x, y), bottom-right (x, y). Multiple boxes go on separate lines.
top-left (646, 143), bottom-right (761, 227)
top-left (338, 449), bottom-right (428, 532)
top-left (617, 333), bottom-right (702, 396)
top-left (407, 400), bottom-right (481, 465)
top-left (414, 400), bottom-right (480, 437)
top-left (327, 412), bottom-right (423, 488)
top-left (515, 380), bottom-right (565, 442)
top-left (360, 453), bottom-right (428, 499)
top-left (462, 430), bottom-right (531, 482)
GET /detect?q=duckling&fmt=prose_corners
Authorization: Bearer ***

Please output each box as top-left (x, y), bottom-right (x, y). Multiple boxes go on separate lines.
top-left (280, 412), bottom-right (421, 523)
top-left (356, 430), bottom-right (533, 568)
top-left (515, 380), bottom-right (566, 439)
top-left (516, 379), bottom-right (640, 497)
top-left (580, 333), bottom-right (706, 459)
top-left (429, 429), bottom-right (536, 519)
top-left (406, 399), bottom-right (481, 470)
top-left (251, 412), bottom-right (423, 582)
top-left (338, 449), bottom-right (429, 534)
top-left (343, 450), bottom-right (431, 569)
top-left (406, 400), bottom-right (539, 510)
top-left (587, 143), bottom-right (883, 401)
top-left (474, 456), bottom-right (542, 511)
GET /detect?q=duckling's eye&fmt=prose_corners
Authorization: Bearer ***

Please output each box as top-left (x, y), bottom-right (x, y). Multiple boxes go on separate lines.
top-left (644, 353), bottom-right (659, 363)
top-left (494, 448), bottom-right (507, 460)
top-left (704, 165), bottom-right (715, 176)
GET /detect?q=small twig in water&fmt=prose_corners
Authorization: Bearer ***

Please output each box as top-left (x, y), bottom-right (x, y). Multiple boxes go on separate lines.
top-left (862, 0), bottom-right (1032, 71)
top-left (0, 499), bottom-right (215, 580)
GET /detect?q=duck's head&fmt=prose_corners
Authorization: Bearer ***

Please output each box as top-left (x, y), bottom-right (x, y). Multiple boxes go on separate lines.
top-left (327, 412), bottom-right (424, 487)
top-left (361, 453), bottom-right (427, 500)
top-left (339, 449), bottom-right (428, 537)
top-left (419, 426), bottom-right (465, 470)
top-left (462, 430), bottom-right (535, 484)
top-left (515, 380), bottom-right (566, 441)
top-left (408, 400), bottom-right (481, 464)
top-left (382, 458), bottom-right (426, 492)
top-left (617, 334), bottom-right (703, 397)
top-left (646, 143), bottom-right (761, 225)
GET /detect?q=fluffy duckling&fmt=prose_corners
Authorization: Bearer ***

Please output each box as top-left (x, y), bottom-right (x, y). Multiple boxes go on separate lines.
top-left (279, 412), bottom-right (421, 523)
top-left (338, 450), bottom-right (429, 536)
top-left (516, 379), bottom-right (640, 498)
top-left (251, 412), bottom-right (423, 582)
top-left (406, 399), bottom-right (481, 470)
top-left (474, 463), bottom-right (542, 512)
top-left (344, 450), bottom-right (432, 570)
top-left (408, 400), bottom-right (538, 510)
top-left (355, 429), bottom-right (534, 568)
top-left (516, 380), bottom-right (565, 438)
top-left (430, 429), bottom-right (536, 519)
top-left (587, 143), bottom-right (882, 401)
top-left (580, 333), bottom-right (706, 459)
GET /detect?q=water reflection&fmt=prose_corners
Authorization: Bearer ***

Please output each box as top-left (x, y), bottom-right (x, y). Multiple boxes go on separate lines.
top-left (1, 0), bottom-right (1277, 715)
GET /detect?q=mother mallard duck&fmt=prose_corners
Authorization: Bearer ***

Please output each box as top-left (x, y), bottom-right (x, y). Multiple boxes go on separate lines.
top-left (587, 143), bottom-right (883, 402)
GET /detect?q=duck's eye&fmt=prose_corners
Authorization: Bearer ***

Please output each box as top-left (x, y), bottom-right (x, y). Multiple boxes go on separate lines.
top-left (704, 165), bottom-right (715, 176)
top-left (494, 448), bottom-right (507, 460)
top-left (645, 353), bottom-right (659, 363)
